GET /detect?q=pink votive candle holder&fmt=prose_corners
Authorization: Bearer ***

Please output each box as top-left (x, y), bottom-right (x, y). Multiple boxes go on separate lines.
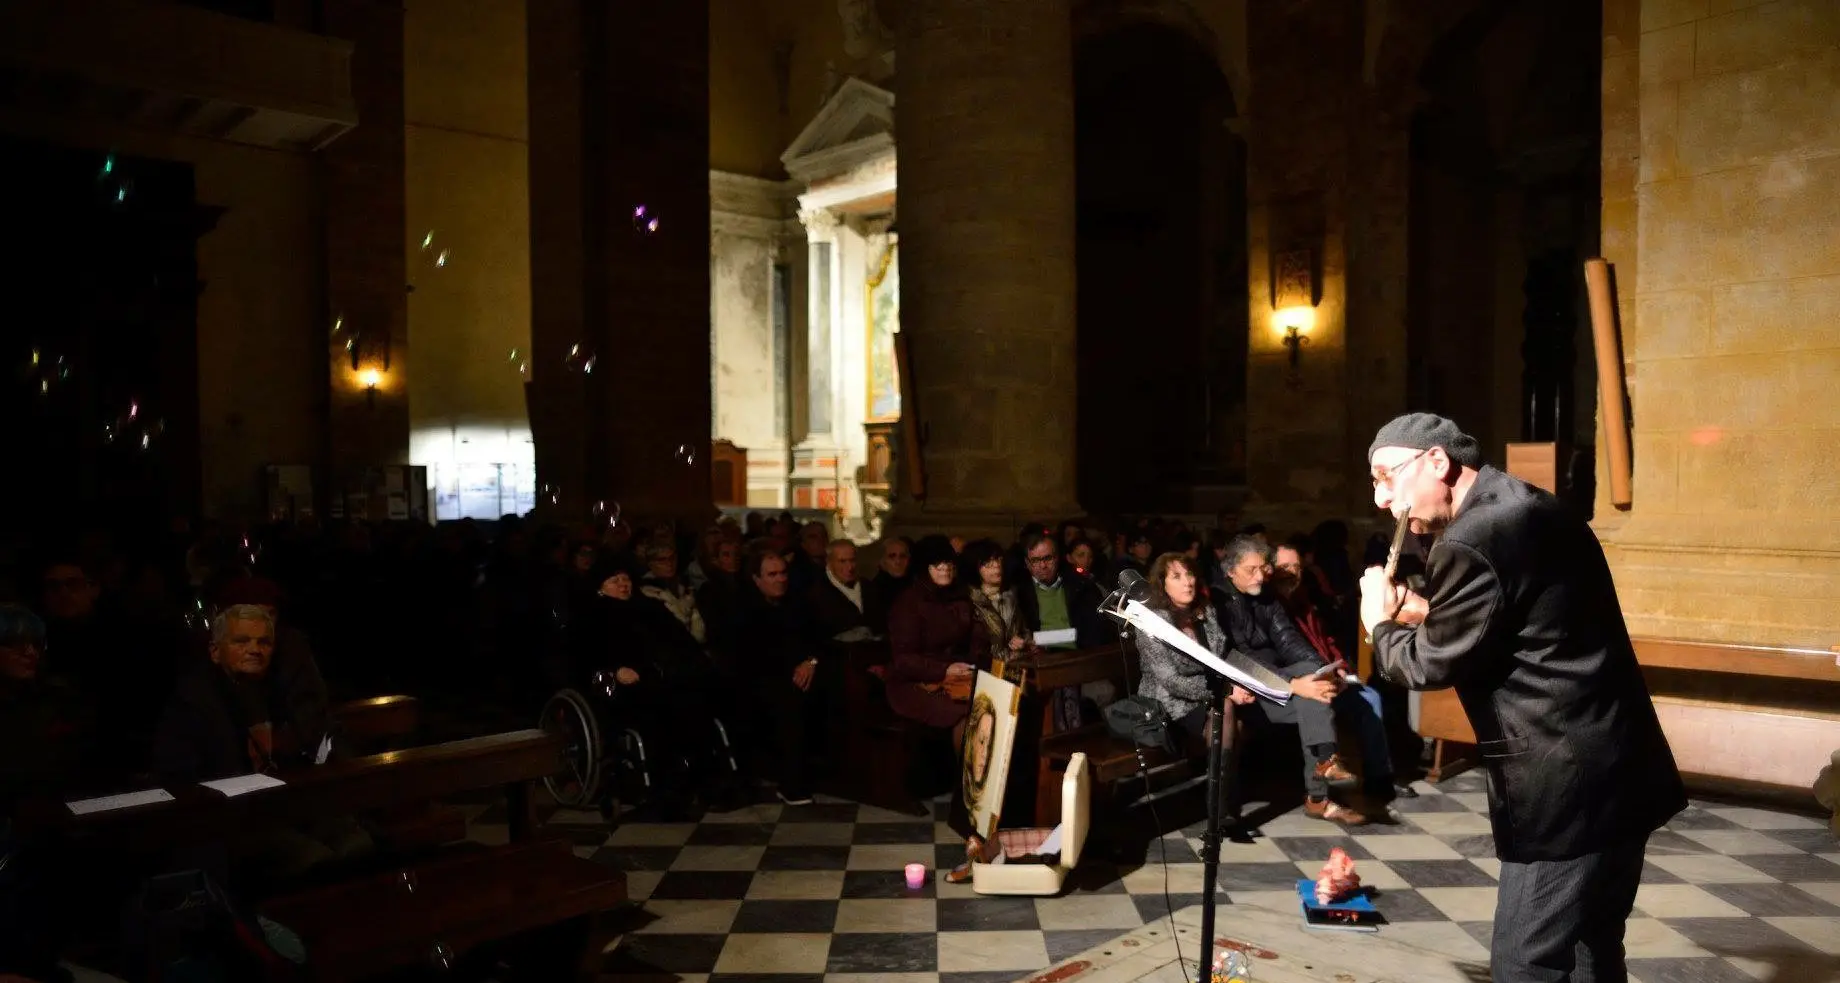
top-left (904, 862), bottom-right (927, 890)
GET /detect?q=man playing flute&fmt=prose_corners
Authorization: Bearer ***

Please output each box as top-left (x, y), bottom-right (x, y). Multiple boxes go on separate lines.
top-left (1358, 413), bottom-right (1684, 983)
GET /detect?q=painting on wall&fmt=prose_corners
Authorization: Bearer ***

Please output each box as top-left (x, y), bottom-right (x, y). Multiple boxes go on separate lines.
top-left (962, 669), bottom-right (1022, 842)
top-left (866, 237), bottom-right (901, 422)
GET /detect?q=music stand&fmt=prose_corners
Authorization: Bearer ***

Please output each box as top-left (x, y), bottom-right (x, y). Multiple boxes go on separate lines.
top-left (1101, 592), bottom-right (1291, 983)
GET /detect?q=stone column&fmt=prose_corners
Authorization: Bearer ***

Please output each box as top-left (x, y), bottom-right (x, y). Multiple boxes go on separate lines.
top-left (528, 0), bottom-right (712, 522)
top-left (320, 0), bottom-right (409, 503)
top-left (891, 0), bottom-right (1081, 537)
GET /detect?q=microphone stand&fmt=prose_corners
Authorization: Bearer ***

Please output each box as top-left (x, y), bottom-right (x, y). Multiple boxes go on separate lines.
top-left (1195, 669), bottom-right (1231, 983)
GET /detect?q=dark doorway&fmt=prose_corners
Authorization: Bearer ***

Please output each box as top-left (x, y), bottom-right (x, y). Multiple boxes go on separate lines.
top-left (1404, 0), bottom-right (1601, 512)
top-left (0, 136), bottom-right (205, 535)
top-left (1075, 22), bottom-right (1246, 515)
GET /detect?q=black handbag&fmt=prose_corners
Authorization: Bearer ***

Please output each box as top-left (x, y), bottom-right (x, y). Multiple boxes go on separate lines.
top-left (1104, 695), bottom-right (1175, 757)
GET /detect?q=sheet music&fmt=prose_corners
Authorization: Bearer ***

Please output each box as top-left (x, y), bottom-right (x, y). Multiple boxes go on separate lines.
top-left (199, 774), bottom-right (287, 797)
top-left (1120, 600), bottom-right (1292, 703)
top-left (66, 789), bottom-right (175, 815)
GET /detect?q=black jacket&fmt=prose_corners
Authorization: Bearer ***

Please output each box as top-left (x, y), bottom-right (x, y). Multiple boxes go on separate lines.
top-left (1212, 583), bottom-right (1326, 679)
top-left (151, 653), bottom-right (330, 784)
top-left (1371, 466), bottom-right (1685, 862)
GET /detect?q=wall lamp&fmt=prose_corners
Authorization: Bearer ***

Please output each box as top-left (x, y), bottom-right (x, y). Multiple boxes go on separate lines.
top-left (360, 367), bottom-right (383, 407)
top-left (1274, 305), bottom-right (1314, 370)
top-left (1272, 248), bottom-right (1318, 384)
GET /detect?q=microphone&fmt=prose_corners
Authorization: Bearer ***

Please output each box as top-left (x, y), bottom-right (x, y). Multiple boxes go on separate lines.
top-left (1098, 568), bottom-right (1151, 622)
top-left (1116, 568), bottom-right (1152, 604)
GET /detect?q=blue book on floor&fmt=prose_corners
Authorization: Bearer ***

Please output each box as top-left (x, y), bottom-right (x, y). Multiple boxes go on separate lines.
top-left (1296, 879), bottom-right (1382, 933)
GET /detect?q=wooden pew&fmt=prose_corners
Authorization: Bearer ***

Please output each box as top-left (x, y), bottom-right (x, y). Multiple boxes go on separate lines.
top-left (32, 729), bottom-right (564, 852)
top-left (835, 639), bottom-right (933, 814)
top-left (260, 836), bottom-right (625, 982)
top-left (328, 694), bottom-right (420, 753)
top-left (1401, 638), bottom-right (1840, 801)
top-left (1004, 644), bottom-right (1180, 826)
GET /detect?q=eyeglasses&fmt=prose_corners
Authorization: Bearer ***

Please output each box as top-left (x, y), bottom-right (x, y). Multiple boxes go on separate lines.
top-left (1026, 553), bottom-right (1057, 565)
top-left (1371, 448), bottom-right (1431, 489)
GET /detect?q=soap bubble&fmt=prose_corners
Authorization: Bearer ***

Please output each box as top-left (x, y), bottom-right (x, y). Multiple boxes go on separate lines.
top-left (592, 500), bottom-right (622, 528)
top-left (563, 344), bottom-right (596, 374)
top-left (675, 443), bottom-right (696, 466)
top-left (632, 204), bottom-right (659, 235)
top-left (542, 483), bottom-right (560, 507)
top-left (419, 230), bottom-right (434, 251)
top-left (331, 315), bottom-right (345, 337)
top-left (434, 248), bottom-right (450, 268)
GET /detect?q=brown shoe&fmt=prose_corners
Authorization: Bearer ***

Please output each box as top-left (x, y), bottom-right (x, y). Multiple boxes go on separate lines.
top-left (1314, 754), bottom-right (1359, 787)
top-left (1304, 798), bottom-right (1369, 826)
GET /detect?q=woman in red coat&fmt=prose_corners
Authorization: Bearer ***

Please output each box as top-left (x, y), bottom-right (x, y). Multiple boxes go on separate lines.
top-left (884, 535), bottom-right (986, 745)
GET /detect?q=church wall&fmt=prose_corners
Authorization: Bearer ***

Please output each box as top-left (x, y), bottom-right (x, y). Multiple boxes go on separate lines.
top-left (710, 0), bottom-right (785, 177)
top-left (0, 113), bottom-right (326, 519)
top-left (401, 0), bottom-right (534, 496)
top-left (1598, 0), bottom-right (1840, 646)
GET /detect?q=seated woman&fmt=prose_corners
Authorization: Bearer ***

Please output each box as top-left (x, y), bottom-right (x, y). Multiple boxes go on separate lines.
top-left (885, 535), bottom-right (988, 881)
top-left (1135, 554), bottom-right (1256, 755)
top-left (962, 539), bottom-right (1029, 668)
top-left (572, 562), bottom-right (732, 813)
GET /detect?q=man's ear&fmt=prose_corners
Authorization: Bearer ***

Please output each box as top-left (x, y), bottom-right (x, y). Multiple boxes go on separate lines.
top-left (1434, 448), bottom-right (1459, 485)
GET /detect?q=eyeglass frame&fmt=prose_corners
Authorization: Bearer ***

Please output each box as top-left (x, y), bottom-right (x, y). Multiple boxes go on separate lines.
top-left (1370, 447), bottom-right (1433, 489)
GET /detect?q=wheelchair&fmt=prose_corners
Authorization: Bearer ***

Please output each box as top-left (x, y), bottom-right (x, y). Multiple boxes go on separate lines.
top-left (538, 669), bottom-right (740, 820)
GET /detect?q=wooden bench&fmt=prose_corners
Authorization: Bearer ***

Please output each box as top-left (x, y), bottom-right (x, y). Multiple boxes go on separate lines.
top-left (31, 729), bottom-right (565, 852)
top-left (328, 694), bottom-right (420, 753)
top-left (1402, 638), bottom-right (1840, 802)
top-left (260, 836), bottom-right (625, 982)
top-left (835, 640), bottom-right (934, 814)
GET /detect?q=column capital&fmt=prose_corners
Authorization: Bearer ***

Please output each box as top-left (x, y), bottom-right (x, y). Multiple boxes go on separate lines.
top-left (799, 207), bottom-right (842, 238)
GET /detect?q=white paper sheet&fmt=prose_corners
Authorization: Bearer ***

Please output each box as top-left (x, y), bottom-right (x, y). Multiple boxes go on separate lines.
top-left (1033, 628), bottom-right (1078, 648)
top-left (199, 774), bottom-right (287, 797)
top-left (1119, 599), bottom-right (1292, 703)
top-left (66, 789), bottom-right (175, 815)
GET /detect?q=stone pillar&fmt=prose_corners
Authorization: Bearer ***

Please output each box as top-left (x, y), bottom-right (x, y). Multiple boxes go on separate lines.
top-left (528, 0), bottom-right (713, 522)
top-left (891, 0), bottom-right (1080, 537)
top-left (320, 0), bottom-right (409, 501)
top-left (1595, 0), bottom-right (1840, 646)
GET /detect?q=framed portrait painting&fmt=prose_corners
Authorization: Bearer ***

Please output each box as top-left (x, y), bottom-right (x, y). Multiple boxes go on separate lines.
top-left (961, 670), bottom-right (1022, 842)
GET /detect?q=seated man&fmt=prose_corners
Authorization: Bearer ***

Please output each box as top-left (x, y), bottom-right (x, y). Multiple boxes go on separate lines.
top-left (1214, 536), bottom-right (1369, 825)
top-left (808, 539), bottom-right (879, 642)
top-left (1270, 543), bottom-right (1409, 800)
top-left (733, 544), bottom-right (831, 805)
top-left (1014, 531), bottom-right (1116, 726)
top-left (152, 604), bottom-right (370, 883)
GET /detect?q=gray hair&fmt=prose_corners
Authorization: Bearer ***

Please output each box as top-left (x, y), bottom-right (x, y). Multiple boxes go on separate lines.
top-left (211, 603), bottom-right (275, 645)
top-left (1222, 534), bottom-right (1271, 570)
top-left (825, 538), bottom-right (856, 558)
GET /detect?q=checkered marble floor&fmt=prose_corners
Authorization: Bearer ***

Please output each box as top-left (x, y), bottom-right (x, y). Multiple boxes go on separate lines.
top-left (463, 771), bottom-right (1840, 983)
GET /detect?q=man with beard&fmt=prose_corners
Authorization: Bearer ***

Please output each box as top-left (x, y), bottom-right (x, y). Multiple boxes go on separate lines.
top-left (1360, 412), bottom-right (1683, 983)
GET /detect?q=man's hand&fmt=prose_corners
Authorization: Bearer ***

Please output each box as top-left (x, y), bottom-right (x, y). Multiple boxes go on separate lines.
top-left (793, 659), bottom-right (816, 691)
top-left (1288, 674), bottom-right (1342, 704)
top-left (1228, 685), bottom-right (1256, 705)
top-left (1360, 566), bottom-right (1408, 635)
top-left (1008, 635), bottom-right (1028, 652)
top-left (1393, 588), bottom-right (1430, 626)
top-left (615, 666), bottom-right (640, 685)
top-left (946, 662), bottom-right (975, 681)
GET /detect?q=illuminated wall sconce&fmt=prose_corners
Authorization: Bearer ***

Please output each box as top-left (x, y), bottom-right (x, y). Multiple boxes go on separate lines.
top-left (1272, 248), bottom-right (1319, 383)
top-left (1274, 305), bottom-right (1314, 370)
top-left (360, 367), bottom-right (383, 407)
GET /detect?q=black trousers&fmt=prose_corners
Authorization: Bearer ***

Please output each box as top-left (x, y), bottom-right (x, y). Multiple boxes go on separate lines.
top-left (1248, 694), bottom-right (1338, 797)
top-left (1492, 834), bottom-right (1649, 983)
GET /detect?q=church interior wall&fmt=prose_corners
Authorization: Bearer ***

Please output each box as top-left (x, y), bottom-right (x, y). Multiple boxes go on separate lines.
top-left (402, 0), bottom-right (534, 518)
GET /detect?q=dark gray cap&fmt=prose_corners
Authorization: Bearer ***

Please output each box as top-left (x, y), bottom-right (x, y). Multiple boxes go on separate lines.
top-left (1368, 412), bottom-right (1484, 469)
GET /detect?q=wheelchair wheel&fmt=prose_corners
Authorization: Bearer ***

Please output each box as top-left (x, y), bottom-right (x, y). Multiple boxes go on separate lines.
top-left (539, 687), bottom-right (604, 808)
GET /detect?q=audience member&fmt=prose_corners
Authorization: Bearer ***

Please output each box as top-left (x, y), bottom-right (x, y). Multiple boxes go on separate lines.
top-left (735, 543), bottom-right (829, 805)
top-left (961, 539), bottom-right (1027, 667)
top-left (809, 540), bottom-right (877, 641)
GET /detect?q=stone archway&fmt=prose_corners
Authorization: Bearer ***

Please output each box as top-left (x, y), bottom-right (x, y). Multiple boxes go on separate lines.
top-left (1074, 19), bottom-right (1246, 514)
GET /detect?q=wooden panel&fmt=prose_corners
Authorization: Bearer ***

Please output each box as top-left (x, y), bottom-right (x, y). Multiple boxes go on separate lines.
top-left (1504, 442), bottom-right (1559, 493)
top-left (711, 439), bottom-right (745, 505)
top-left (1416, 688), bottom-right (1476, 745)
top-left (1635, 637), bottom-right (1840, 682)
top-left (329, 694), bottom-right (419, 748)
top-left (1653, 697), bottom-right (1840, 790)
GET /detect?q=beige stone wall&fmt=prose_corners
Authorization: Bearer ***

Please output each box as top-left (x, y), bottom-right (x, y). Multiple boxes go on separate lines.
top-left (1599, 0), bottom-right (1840, 646)
top-left (402, 0), bottom-right (533, 472)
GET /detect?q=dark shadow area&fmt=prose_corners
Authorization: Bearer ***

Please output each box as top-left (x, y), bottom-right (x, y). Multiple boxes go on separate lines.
top-left (1075, 23), bottom-right (1247, 514)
